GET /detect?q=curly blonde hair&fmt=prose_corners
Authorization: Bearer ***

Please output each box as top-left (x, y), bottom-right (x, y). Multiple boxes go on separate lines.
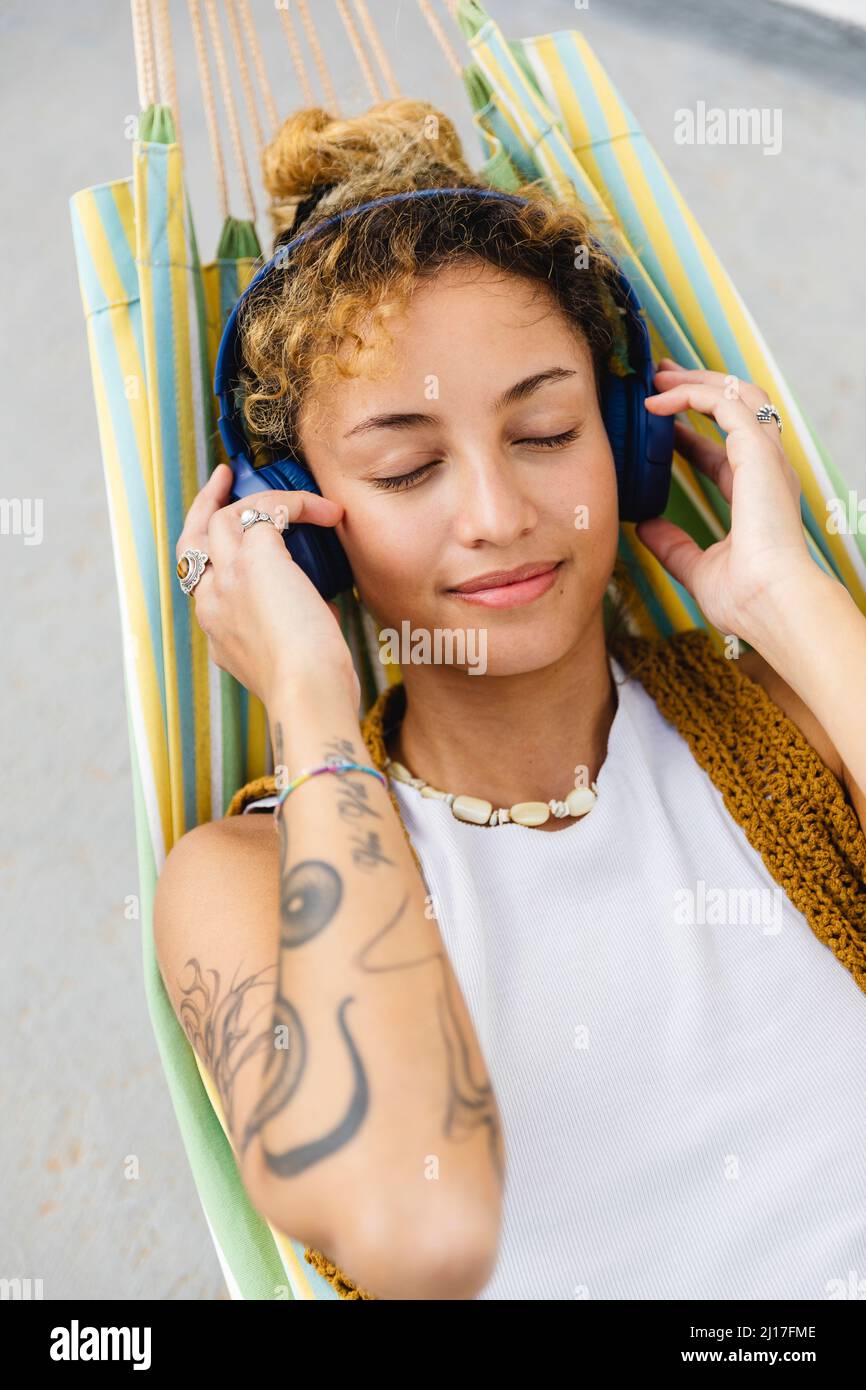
top-left (236, 98), bottom-right (629, 474)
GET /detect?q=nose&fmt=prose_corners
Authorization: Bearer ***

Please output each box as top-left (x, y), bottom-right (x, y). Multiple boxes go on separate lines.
top-left (451, 451), bottom-right (538, 549)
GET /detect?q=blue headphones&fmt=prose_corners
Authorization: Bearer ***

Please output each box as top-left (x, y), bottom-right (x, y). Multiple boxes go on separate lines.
top-left (215, 187), bottom-right (673, 601)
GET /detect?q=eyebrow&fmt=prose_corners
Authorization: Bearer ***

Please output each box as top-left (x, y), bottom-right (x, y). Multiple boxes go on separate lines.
top-left (341, 367), bottom-right (578, 440)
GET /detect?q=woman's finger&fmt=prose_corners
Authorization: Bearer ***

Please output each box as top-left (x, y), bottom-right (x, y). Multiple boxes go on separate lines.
top-left (655, 361), bottom-right (771, 412)
top-left (673, 418), bottom-right (734, 503)
top-left (645, 382), bottom-right (785, 468)
top-left (176, 463), bottom-right (234, 562)
top-left (206, 487), bottom-right (344, 566)
top-left (635, 516), bottom-right (706, 596)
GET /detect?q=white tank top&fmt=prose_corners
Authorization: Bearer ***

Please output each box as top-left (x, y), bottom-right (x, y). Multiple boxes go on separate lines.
top-left (245, 656), bottom-right (866, 1300)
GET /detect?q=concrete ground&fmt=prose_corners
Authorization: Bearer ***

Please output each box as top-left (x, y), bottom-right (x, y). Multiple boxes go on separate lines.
top-left (2, 0), bottom-right (864, 1300)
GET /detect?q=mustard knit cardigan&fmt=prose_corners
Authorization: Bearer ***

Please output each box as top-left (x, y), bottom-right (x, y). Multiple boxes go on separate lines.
top-left (224, 628), bottom-right (866, 1299)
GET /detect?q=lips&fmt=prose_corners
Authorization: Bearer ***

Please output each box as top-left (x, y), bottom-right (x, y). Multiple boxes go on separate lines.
top-left (448, 561), bottom-right (561, 594)
top-left (445, 561), bottom-right (564, 610)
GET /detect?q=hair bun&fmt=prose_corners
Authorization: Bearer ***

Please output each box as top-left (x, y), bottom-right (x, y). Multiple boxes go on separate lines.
top-left (262, 99), bottom-right (476, 239)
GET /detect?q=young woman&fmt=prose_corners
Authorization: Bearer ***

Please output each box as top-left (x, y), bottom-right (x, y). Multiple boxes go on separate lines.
top-left (154, 101), bottom-right (866, 1301)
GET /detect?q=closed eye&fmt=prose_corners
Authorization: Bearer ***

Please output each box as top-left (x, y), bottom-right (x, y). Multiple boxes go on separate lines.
top-left (371, 426), bottom-right (582, 492)
top-left (516, 426), bottom-right (582, 450)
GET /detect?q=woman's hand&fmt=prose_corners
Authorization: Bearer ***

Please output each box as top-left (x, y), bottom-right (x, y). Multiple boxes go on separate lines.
top-left (175, 463), bottom-right (360, 710)
top-left (636, 361), bottom-right (815, 643)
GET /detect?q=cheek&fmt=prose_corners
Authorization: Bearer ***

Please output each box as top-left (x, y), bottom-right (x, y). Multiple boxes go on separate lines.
top-left (554, 434), bottom-right (619, 548)
top-left (337, 496), bottom-right (439, 615)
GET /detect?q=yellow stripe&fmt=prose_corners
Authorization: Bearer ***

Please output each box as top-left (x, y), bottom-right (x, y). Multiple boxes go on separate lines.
top-left (247, 693), bottom-right (268, 782)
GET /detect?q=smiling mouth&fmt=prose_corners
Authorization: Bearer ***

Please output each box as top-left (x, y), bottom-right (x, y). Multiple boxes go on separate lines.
top-left (445, 561), bottom-right (564, 609)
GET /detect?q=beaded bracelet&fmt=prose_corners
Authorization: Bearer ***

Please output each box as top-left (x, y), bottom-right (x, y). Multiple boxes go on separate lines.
top-left (273, 758), bottom-right (387, 828)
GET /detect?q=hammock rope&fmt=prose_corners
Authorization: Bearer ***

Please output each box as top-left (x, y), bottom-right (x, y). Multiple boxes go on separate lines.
top-left (225, 0), bottom-right (266, 166)
top-left (239, 0), bottom-right (280, 139)
top-left (188, 0), bottom-right (231, 220)
top-left (417, 0), bottom-right (464, 77)
top-left (353, 0), bottom-right (401, 98)
top-left (277, 2), bottom-right (315, 108)
top-left (130, 0), bottom-right (158, 110)
top-left (153, 0), bottom-right (184, 149)
top-left (296, 0), bottom-right (340, 112)
top-left (336, 0), bottom-right (383, 102)
top-left (203, 0), bottom-right (257, 222)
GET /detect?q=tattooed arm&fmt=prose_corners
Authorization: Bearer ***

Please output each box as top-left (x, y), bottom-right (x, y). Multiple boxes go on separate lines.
top-left (154, 676), bottom-right (504, 1300)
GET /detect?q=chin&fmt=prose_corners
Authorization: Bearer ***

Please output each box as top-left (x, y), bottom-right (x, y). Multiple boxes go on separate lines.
top-left (477, 631), bottom-right (583, 679)
top-left (436, 618), bottom-right (585, 681)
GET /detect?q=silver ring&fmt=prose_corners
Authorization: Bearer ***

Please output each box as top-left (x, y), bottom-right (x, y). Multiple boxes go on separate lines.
top-left (755, 403), bottom-right (783, 434)
top-left (240, 507), bottom-right (279, 532)
top-left (176, 547), bottom-right (209, 596)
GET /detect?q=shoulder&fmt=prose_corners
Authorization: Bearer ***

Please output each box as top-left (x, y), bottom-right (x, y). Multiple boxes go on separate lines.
top-left (153, 813), bottom-right (277, 952)
top-left (736, 645), bottom-right (844, 779)
top-left (161, 809), bottom-right (276, 872)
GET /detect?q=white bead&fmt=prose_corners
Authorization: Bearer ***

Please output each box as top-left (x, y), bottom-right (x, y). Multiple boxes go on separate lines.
top-left (388, 761), bottom-right (414, 783)
top-left (420, 785), bottom-right (449, 799)
top-left (510, 801), bottom-right (551, 826)
top-left (451, 794), bottom-right (493, 825)
top-left (566, 786), bottom-right (598, 817)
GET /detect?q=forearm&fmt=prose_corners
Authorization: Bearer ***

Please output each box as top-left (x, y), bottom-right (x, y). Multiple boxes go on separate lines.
top-left (744, 561), bottom-right (866, 796)
top-left (244, 675), bottom-right (504, 1264)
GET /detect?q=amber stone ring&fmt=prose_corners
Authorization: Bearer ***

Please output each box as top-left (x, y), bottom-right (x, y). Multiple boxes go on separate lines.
top-left (176, 547), bottom-right (209, 596)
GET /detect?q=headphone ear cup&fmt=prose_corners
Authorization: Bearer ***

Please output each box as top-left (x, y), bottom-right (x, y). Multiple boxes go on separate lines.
top-left (281, 517), bottom-right (354, 601)
top-left (601, 371), bottom-right (633, 519)
top-left (602, 372), bottom-right (673, 523)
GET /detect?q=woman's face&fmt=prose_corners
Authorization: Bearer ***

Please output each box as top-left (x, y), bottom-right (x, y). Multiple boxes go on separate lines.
top-left (298, 261), bottom-right (619, 677)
